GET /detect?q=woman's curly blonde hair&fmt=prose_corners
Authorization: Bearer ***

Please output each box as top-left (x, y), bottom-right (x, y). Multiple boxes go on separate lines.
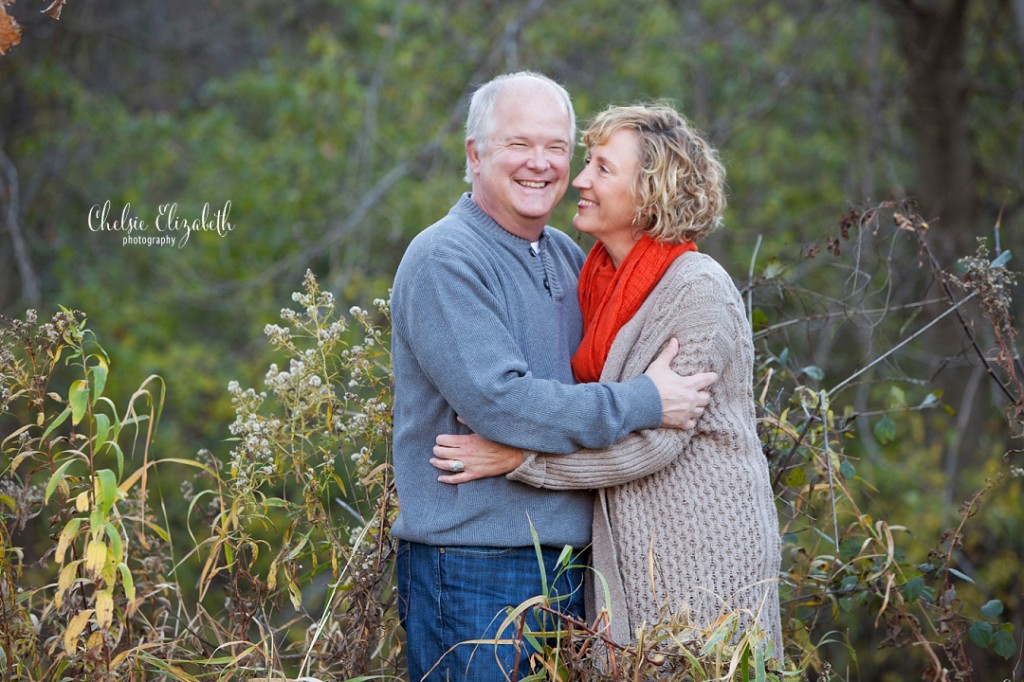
top-left (581, 104), bottom-right (726, 243)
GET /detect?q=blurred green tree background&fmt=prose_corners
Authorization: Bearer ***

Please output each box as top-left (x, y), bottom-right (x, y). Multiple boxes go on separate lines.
top-left (2, 0), bottom-right (1022, 679)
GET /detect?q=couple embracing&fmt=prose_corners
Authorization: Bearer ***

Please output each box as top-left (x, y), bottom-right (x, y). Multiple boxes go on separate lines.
top-left (390, 71), bottom-right (782, 681)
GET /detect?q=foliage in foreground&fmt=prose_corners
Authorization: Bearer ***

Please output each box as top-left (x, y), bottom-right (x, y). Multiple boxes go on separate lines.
top-left (1, 206), bottom-right (1022, 680)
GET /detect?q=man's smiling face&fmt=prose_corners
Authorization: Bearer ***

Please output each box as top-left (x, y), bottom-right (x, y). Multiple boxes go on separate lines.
top-left (466, 82), bottom-right (573, 241)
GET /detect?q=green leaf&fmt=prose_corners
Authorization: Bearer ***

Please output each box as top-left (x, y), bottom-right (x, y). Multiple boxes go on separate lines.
top-left (108, 441), bottom-right (125, 480)
top-left (90, 358), bottom-right (108, 402)
top-left (93, 413), bottom-right (110, 452)
top-left (992, 624), bottom-right (1016, 659)
top-left (96, 469), bottom-right (118, 514)
top-left (69, 380), bottom-right (90, 426)
top-left (839, 460), bottom-right (856, 480)
top-left (104, 522), bottom-right (124, 565)
top-left (44, 459), bottom-right (78, 503)
top-left (40, 406), bottom-right (72, 444)
top-left (838, 538), bottom-right (862, 562)
top-left (529, 518), bottom-right (547, 596)
top-left (980, 599), bottom-right (1004, 618)
top-left (968, 620), bottom-right (992, 647)
top-left (801, 365), bottom-right (824, 381)
top-left (556, 544), bottom-right (574, 569)
top-left (783, 466), bottom-right (806, 488)
top-left (948, 567), bottom-right (975, 584)
top-left (873, 416), bottom-right (896, 445)
top-left (886, 386), bottom-right (906, 410)
top-left (902, 577), bottom-right (925, 603)
top-left (750, 308), bottom-right (768, 331)
top-left (990, 250), bottom-right (1011, 267)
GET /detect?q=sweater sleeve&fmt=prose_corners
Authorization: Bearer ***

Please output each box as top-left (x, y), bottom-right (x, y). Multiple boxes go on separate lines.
top-left (507, 265), bottom-right (732, 488)
top-left (395, 247), bottom-right (662, 454)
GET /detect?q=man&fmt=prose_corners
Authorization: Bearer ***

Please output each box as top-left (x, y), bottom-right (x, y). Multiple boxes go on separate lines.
top-left (391, 71), bottom-right (716, 681)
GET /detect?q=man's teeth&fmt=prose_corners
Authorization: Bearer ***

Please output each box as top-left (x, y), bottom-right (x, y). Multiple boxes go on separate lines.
top-left (518, 181), bottom-right (546, 188)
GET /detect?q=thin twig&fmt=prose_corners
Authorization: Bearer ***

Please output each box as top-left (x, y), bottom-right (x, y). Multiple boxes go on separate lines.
top-left (753, 297), bottom-right (949, 340)
top-left (770, 415), bottom-right (817, 491)
top-left (827, 290), bottom-right (978, 399)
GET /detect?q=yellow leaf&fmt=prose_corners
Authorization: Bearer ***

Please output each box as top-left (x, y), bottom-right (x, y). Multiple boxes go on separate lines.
top-left (101, 560), bottom-right (117, 589)
top-left (94, 590), bottom-right (113, 630)
top-left (75, 491), bottom-right (90, 512)
top-left (266, 559), bottom-right (278, 592)
top-left (55, 561), bottom-right (81, 609)
top-left (85, 539), bottom-right (106, 577)
top-left (286, 574), bottom-right (302, 611)
top-left (64, 609), bottom-right (93, 655)
top-left (55, 518), bottom-right (83, 564)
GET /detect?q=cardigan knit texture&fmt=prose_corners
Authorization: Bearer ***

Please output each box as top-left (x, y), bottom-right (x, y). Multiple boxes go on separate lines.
top-left (509, 251), bottom-right (784, 656)
top-left (390, 194), bottom-right (664, 548)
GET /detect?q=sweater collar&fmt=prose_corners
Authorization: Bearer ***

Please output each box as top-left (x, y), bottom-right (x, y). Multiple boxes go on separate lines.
top-left (454, 193), bottom-right (550, 250)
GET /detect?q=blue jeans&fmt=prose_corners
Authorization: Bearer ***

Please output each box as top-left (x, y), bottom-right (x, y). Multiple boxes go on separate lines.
top-left (397, 540), bottom-right (586, 682)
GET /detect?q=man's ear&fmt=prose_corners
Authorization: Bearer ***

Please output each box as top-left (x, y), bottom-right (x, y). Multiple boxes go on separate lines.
top-left (465, 138), bottom-right (481, 174)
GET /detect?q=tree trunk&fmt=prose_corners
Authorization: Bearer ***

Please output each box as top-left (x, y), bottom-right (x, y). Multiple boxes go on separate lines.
top-left (883, 0), bottom-right (975, 259)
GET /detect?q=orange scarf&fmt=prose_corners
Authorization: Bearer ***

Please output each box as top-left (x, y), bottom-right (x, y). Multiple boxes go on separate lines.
top-left (571, 235), bottom-right (697, 382)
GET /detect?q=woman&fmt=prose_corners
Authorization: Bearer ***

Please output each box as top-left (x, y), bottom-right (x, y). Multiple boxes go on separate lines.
top-left (430, 104), bottom-right (783, 657)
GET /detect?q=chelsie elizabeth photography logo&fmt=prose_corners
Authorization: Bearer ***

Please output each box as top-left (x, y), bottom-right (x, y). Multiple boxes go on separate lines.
top-left (88, 200), bottom-right (235, 248)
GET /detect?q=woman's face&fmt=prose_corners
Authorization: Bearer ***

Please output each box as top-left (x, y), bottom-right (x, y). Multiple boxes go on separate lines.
top-left (571, 128), bottom-right (641, 247)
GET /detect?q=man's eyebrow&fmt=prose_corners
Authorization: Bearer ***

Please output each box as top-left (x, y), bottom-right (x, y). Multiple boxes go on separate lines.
top-left (502, 135), bottom-right (570, 145)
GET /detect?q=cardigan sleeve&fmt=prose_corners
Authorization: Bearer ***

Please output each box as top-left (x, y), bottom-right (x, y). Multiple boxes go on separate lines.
top-left (508, 263), bottom-right (735, 489)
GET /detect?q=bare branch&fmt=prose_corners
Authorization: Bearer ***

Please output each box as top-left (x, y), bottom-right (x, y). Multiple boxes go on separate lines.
top-left (827, 290), bottom-right (978, 399)
top-left (0, 145), bottom-right (41, 307)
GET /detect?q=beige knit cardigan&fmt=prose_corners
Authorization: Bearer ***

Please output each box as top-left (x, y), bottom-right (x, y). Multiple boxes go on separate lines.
top-left (508, 251), bottom-right (783, 657)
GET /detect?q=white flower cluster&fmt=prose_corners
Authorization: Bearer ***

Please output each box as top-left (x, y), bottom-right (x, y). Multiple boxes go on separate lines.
top-left (264, 324), bottom-right (291, 346)
top-left (0, 353), bottom-right (11, 411)
top-left (264, 353), bottom-right (335, 408)
top-left (226, 380), bottom-right (282, 492)
top-left (316, 321), bottom-right (346, 348)
top-left (289, 270), bottom-right (337, 322)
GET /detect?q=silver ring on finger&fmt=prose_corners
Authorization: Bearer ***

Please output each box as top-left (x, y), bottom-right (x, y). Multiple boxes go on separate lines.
top-left (449, 460), bottom-right (465, 473)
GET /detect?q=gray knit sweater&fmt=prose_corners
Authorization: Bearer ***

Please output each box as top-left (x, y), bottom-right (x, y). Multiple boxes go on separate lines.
top-left (390, 194), bottom-right (664, 548)
top-left (508, 252), bottom-right (783, 657)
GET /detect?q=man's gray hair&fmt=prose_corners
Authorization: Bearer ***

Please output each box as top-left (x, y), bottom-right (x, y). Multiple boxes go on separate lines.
top-left (463, 71), bottom-right (576, 184)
